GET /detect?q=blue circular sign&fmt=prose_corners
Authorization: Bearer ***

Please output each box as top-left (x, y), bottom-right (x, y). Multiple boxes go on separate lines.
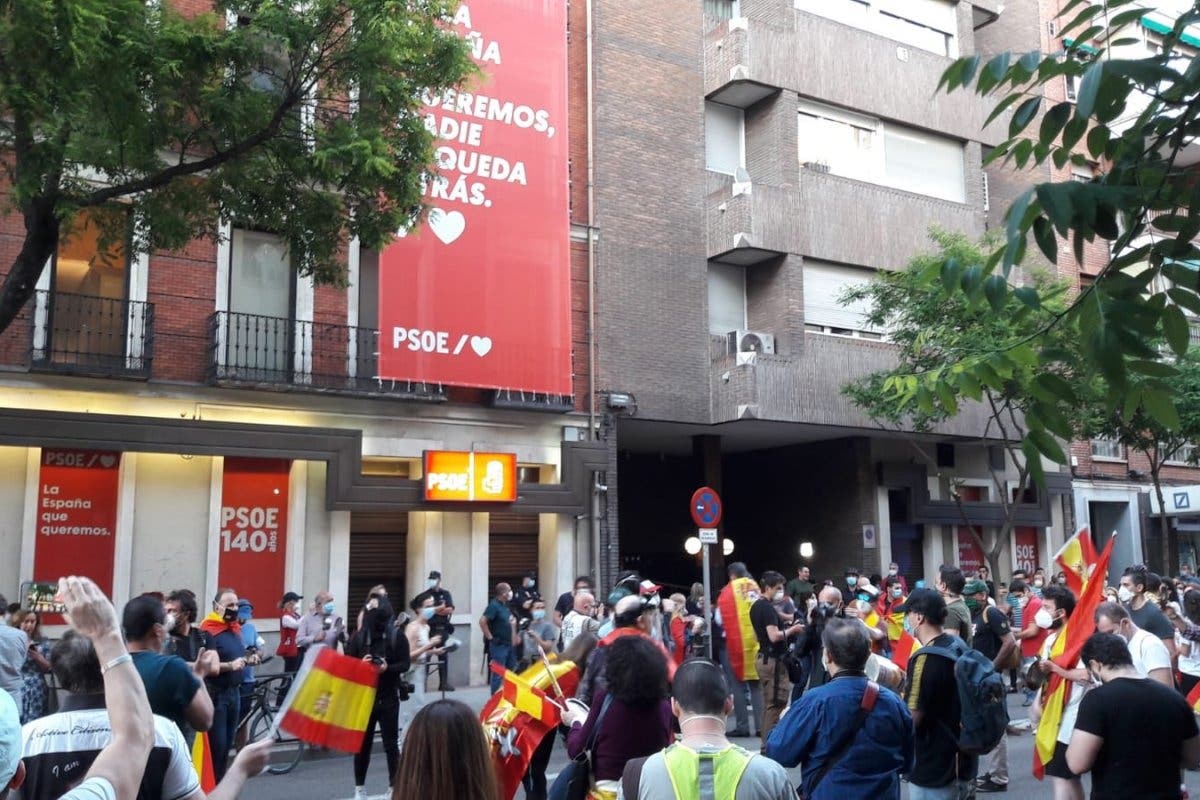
top-left (690, 487), bottom-right (723, 528)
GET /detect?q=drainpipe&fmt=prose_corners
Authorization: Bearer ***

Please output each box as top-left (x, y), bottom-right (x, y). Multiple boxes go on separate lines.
top-left (586, 0), bottom-right (602, 586)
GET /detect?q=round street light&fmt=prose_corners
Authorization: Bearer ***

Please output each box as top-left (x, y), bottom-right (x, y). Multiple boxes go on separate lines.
top-left (799, 541), bottom-right (814, 559)
top-left (684, 536), bottom-right (702, 555)
top-left (723, 538), bottom-right (735, 556)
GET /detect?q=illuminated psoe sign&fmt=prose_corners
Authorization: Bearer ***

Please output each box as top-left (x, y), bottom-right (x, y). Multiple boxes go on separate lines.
top-left (423, 450), bottom-right (518, 502)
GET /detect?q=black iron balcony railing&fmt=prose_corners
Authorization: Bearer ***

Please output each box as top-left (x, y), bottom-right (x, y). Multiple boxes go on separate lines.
top-left (208, 310), bottom-right (445, 400)
top-left (30, 290), bottom-right (154, 378)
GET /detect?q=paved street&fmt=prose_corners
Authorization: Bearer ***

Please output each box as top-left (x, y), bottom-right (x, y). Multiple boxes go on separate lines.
top-left (243, 686), bottom-right (1200, 799)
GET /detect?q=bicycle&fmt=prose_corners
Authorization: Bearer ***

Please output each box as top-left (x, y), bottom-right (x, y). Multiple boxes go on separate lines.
top-left (238, 673), bottom-right (305, 775)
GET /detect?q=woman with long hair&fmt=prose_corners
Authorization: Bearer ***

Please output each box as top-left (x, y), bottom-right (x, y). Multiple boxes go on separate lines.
top-left (392, 699), bottom-right (500, 800)
top-left (564, 635), bottom-right (674, 800)
top-left (667, 593), bottom-right (688, 667)
top-left (12, 610), bottom-right (51, 723)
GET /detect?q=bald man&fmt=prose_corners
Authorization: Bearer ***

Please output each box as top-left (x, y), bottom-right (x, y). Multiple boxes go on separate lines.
top-left (561, 592), bottom-right (599, 651)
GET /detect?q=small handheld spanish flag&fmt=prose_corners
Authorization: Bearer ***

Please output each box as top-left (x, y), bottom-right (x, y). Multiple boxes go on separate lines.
top-left (190, 731), bottom-right (216, 792)
top-left (273, 645), bottom-right (379, 753)
top-left (1187, 681), bottom-right (1200, 714)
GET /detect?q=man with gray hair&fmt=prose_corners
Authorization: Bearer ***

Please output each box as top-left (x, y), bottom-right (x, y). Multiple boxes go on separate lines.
top-left (765, 618), bottom-right (913, 799)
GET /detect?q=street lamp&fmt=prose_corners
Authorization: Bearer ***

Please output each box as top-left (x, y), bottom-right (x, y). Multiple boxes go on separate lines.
top-left (723, 538), bottom-right (734, 556)
top-left (684, 536), bottom-right (702, 555)
top-left (799, 541), bottom-right (814, 559)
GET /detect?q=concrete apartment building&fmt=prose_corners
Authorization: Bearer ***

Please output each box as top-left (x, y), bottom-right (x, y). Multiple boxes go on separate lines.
top-left (591, 0), bottom-right (1078, 589)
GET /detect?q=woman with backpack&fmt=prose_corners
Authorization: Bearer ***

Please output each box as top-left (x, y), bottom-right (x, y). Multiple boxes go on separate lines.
top-left (345, 596), bottom-right (410, 800)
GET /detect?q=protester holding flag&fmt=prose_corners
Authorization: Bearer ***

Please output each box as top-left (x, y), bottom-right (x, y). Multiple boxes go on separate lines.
top-left (199, 588), bottom-right (256, 782)
top-left (393, 698), bottom-right (501, 800)
top-left (716, 562), bottom-right (764, 737)
top-left (1029, 585), bottom-right (1088, 799)
top-left (345, 597), bottom-right (409, 800)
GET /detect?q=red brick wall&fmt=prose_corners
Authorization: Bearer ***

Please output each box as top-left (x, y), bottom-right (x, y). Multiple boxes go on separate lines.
top-left (1070, 439), bottom-right (1200, 485)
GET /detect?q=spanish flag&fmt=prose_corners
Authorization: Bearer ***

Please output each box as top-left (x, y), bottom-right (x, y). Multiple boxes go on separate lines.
top-left (1034, 532), bottom-right (1114, 780)
top-left (1054, 526), bottom-right (1100, 596)
top-left (1187, 681), bottom-right (1200, 714)
top-left (882, 604), bottom-right (919, 671)
top-left (481, 660), bottom-right (581, 800)
top-left (190, 731), bottom-right (216, 792)
top-left (718, 577), bottom-right (761, 682)
top-left (274, 645), bottom-right (378, 753)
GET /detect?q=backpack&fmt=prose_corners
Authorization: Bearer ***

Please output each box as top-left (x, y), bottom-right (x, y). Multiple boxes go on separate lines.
top-left (921, 637), bottom-right (1008, 755)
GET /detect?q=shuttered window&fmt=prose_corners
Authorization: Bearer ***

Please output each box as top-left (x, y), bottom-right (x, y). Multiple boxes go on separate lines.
top-left (802, 261), bottom-right (880, 335)
top-left (488, 513), bottom-right (539, 591)
top-left (349, 513), bottom-right (408, 620)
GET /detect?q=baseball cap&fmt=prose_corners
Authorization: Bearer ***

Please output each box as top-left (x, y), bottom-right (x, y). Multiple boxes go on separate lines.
top-left (963, 579), bottom-right (989, 597)
top-left (237, 598), bottom-right (253, 610)
top-left (894, 587), bottom-right (947, 619)
top-left (0, 690), bottom-right (19, 788)
top-left (428, 570), bottom-right (442, 580)
top-left (279, 591), bottom-right (302, 607)
top-left (638, 579), bottom-right (662, 596)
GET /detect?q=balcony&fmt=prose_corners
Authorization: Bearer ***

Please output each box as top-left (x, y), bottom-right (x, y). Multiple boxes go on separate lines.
top-left (207, 311), bottom-right (446, 401)
top-left (30, 291), bottom-right (154, 379)
top-left (705, 17), bottom-right (779, 108)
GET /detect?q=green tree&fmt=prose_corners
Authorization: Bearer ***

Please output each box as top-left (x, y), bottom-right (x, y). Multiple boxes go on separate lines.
top-left (843, 231), bottom-right (1084, 579)
top-left (878, 0), bottom-right (1200, 461)
top-left (0, 0), bottom-right (473, 331)
top-left (1083, 352), bottom-right (1200, 571)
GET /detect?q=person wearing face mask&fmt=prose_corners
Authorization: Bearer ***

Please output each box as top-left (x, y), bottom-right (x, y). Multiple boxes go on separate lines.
top-left (480, 583), bottom-right (517, 693)
top-left (1119, 565), bottom-right (1178, 664)
top-left (574, 594), bottom-right (676, 707)
top-left (276, 591), bottom-right (302, 673)
top-left (1093, 601), bottom-right (1173, 686)
top-left (936, 565), bottom-right (973, 646)
top-left (511, 570), bottom-right (542, 624)
top-left (409, 595), bottom-right (447, 693)
top-left (749, 572), bottom-right (806, 743)
top-left (1032, 568), bottom-right (1047, 598)
top-left (347, 597), bottom-right (410, 800)
top-left (964, 580), bottom-right (1017, 794)
top-left (1008, 579), bottom-right (1047, 708)
top-left (414, 571), bottom-right (457, 691)
top-left (1028, 585), bottom-right (1087, 800)
top-left (839, 568), bottom-right (861, 606)
top-left (1065, 632), bottom-right (1200, 800)
top-left (523, 599), bottom-right (560, 662)
top-left (233, 599), bottom-right (267, 748)
top-left (897, 588), bottom-right (978, 800)
top-left (665, 593), bottom-right (690, 667)
top-left (765, 618), bottom-right (913, 799)
top-left (198, 588), bottom-right (254, 781)
top-left (123, 595), bottom-right (215, 744)
top-left (296, 590), bottom-right (345, 656)
top-left (622, 658), bottom-right (794, 800)
top-left (164, 589), bottom-right (211, 670)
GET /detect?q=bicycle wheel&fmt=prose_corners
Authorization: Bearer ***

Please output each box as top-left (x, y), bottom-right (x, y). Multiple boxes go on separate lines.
top-left (248, 708), bottom-right (305, 775)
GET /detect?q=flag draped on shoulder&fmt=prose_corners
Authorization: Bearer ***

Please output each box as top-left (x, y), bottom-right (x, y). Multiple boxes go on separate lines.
top-left (1034, 530), bottom-right (1113, 780)
top-left (274, 645), bottom-right (378, 753)
top-left (718, 577), bottom-right (761, 682)
top-left (481, 659), bottom-right (581, 800)
top-left (1054, 526), bottom-right (1099, 596)
top-left (190, 731), bottom-right (216, 792)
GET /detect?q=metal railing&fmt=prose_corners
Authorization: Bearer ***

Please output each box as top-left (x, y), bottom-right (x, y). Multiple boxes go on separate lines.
top-left (208, 311), bottom-right (445, 400)
top-left (30, 291), bottom-right (154, 378)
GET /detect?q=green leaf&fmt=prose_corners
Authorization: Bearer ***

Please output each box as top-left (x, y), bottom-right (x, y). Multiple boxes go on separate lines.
top-left (1011, 97), bottom-right (1041, 137)
top-left (1013, 286), bottom-right (1042, 309)
top-left (1034, 372), bottom-right (1078, 403)
top-left (983, 274), bottom-right (1008, 310)
top-left (1129, 359), bottom-right (1179, 378)
top-left (985, 52), bottom-right (1011, 85)
top-left (984, 93), bottom-right (1024, 129)
top-left (1142, 387), bottom-right (1182, 430)
top-left (1021, 439), bottom-right (1047, 487)
top-left (1039, 102), bottom-right (1072, 143)
top-left (1163, 304), bottom-right (1191, 356)
top-left (1033, 216), bottom-right (1058, 263)
top-left (1028, 429), bottom-right (1068, 464)
top-left (935, 381), bottom-right (959, 415)
top-left (941, 257), bottom-right (963, 292)
top-left (1086, 125), bottom-right (1110, 159)
top-left (1075, 59), bottom-right (1106, 119)
top-left (1168, 287), bottom-right (1200, 316)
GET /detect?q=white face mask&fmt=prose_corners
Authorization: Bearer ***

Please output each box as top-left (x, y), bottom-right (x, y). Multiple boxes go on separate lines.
top-left (164, 612), bottom-right (177, 632)
top-left (1034, 607), bottom-right (1054, 629)
top-left (1117, 586), bottom-right (1135, 604)
top-left (426, 579), bottom-right (437, 589)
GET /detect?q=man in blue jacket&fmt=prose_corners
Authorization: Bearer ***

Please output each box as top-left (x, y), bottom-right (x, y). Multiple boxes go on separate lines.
top-left (764, 618), bottom-right (913, 799)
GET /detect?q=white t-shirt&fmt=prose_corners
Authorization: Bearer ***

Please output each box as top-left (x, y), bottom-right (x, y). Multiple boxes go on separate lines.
top-left (1178, 631), bottom-right (1200, 677)
top-left (59, 777), bottom-right (117, 800)
top-left (1129, 627), bottom-right (1172, 678)
top-left (1040, 632), bottom-right (1087, 745)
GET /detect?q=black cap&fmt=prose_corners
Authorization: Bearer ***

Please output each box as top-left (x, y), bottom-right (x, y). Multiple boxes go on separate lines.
top-left (894, 588), bottom-right (946, 620)
top-left (428, 570), bottom-right (441, 580)
top-left (523, 569), bottom-right (537, 579)
top-left (280, 591), bottom-right (302, 606)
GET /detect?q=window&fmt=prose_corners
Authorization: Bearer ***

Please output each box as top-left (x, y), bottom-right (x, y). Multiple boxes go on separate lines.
top-left (1167, 443), bottom-right (1198, 465)
top-left (799, 101), bottom-right (966, 202)
top-left (708, 263), bottom-right (746, 334)
top-left (1071, 163), bottom-right (1094, 183)
top-left (1091, 438), bottom-right (1124, 460)
top-left (703, 0), bottom-right (741, 19)
top-left (705, 102), bottom-right (745, 175)
top-left (1065, 72), bottom-right (1078, 102)
top-left (802, 260), bottom-right (882, 337)
top-left (226, 228), bottom-right (295, 376)
top-left (795, 0), bottom-right (956, 57)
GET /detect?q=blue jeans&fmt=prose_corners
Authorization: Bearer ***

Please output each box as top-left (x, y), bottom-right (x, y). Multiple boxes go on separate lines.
top-left (209, 686), bottom-right (240, 781)
top-left (489, 642), bottom-right (515, 692)
top-left (908, 780), bottom-right (973, 800)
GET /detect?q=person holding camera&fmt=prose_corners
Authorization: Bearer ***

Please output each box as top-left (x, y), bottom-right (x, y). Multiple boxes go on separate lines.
top-left (346, 596), bottom-right (410, 800)
top-left (752, 571), bottom-right (805, 743)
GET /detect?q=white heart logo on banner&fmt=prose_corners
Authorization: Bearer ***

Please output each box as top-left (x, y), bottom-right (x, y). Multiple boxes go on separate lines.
top-left (470, 336), bottom-right (493, 357)
top-left (99, 454), bottom-right (116, 468)
top-left (428, 208), bottom-right (466, 245)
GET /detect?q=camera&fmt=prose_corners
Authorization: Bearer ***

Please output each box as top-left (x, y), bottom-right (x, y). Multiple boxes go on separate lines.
top-left (398, 680), bottom-right (416, 701)
top-left (369, 655), bottom-right (384, 665)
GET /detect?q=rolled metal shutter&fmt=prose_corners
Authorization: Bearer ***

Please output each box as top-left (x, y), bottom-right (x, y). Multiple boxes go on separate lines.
top-left (488, 512), bottom-right (539, 590)
top-left (349, 513), bottom-right (408, 621)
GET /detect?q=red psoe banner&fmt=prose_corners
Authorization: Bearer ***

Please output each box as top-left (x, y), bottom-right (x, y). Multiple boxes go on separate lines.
top-left (34, 449), bottom-right (121, 608)
top-left (378, 0), bottom-right (571, 395)
top-left (1014, 527), bottom-right (1040, 576)
top-left (218, 458), bottom-right (290, 614)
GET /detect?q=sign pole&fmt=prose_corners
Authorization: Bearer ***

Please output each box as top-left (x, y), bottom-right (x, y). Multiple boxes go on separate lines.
top-left (702, 542), bottom-right (712, 660)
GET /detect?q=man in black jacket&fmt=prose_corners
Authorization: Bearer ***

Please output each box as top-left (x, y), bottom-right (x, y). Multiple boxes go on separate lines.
top-left (345, 599), bottom-right (410, 800)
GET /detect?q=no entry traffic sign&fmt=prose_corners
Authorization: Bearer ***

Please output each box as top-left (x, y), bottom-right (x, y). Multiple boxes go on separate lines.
top-left (690, 487), bottom-right (723, 528)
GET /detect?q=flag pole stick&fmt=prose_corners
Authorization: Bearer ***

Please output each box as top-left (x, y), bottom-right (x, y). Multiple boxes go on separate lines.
top-left (536, 645), bottom-right (568, 709)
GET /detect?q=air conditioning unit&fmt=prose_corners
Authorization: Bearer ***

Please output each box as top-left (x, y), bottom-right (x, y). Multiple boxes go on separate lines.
top-left (728, 330), bottom-right (775, 355)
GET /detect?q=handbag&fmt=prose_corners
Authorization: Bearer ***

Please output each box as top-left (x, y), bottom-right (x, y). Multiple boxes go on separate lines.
top-left (799, 681), bottom-right (879, 800)
top-left (548, 694), bottom-right (614, 800)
